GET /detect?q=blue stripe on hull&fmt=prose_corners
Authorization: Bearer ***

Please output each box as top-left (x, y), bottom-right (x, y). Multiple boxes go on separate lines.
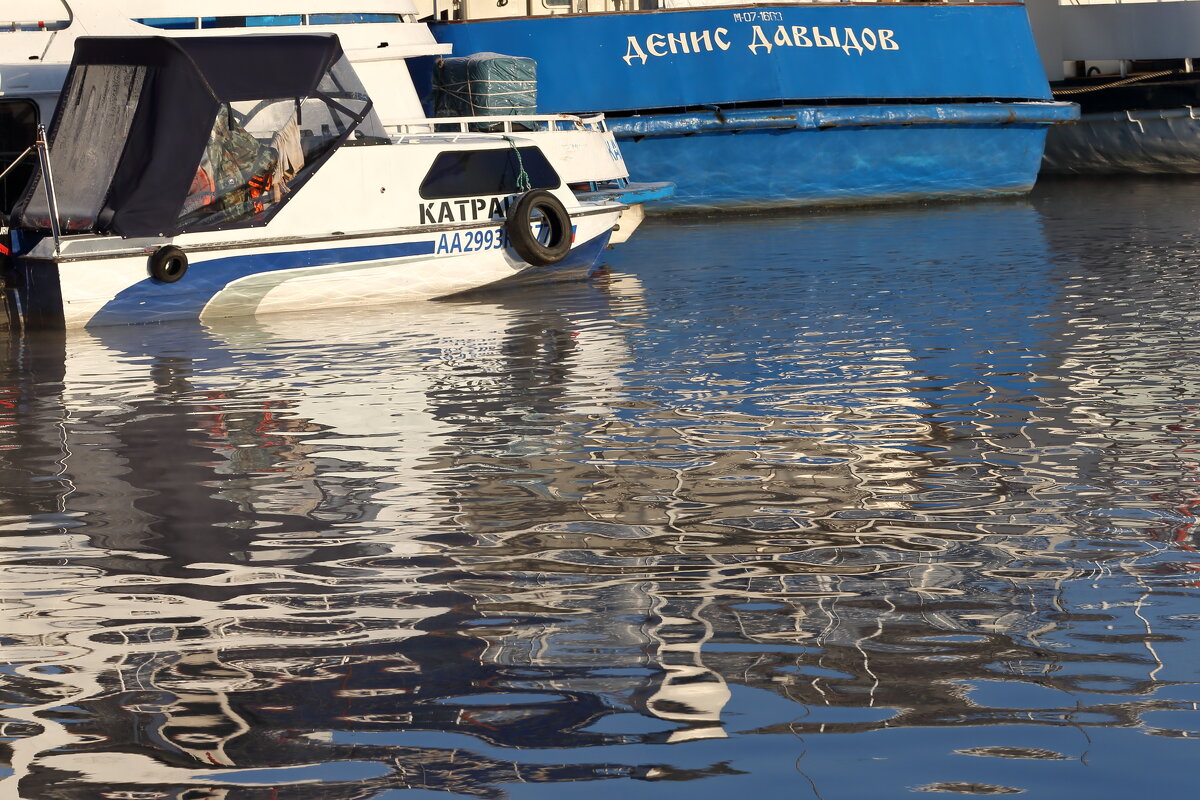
top-left (82, 229), bottom-right (612, 328)
top-left (87, 240), bottom-right (438, 328)
top-left (615, 119), bottom-right (1056, 210)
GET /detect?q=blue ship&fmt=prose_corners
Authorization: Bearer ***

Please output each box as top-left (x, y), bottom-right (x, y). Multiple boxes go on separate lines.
top-left (423, 2), bottom-right (1079, 211)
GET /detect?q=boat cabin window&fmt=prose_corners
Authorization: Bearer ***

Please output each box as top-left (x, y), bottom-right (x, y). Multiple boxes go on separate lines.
top-left (419, 147), bottom-right (560, 200)
top-left (0, 100), bottom-right (37, 215)
top-left (203, 15), bottom-right (305, 27)
top-left (180, 60), bottom-right (386, 228)
top-left (134, 13), bottom-right (403, 30)
top-left (309, 14), bottom-right (403, 24)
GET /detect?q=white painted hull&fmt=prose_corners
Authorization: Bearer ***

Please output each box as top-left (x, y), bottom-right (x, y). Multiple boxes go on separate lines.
top-left (24, 211), bottom-right (617, 329)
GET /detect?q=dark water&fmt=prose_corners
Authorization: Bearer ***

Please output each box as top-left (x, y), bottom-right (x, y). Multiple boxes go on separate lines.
top-left (3, 178), bottom-right (1200, 799)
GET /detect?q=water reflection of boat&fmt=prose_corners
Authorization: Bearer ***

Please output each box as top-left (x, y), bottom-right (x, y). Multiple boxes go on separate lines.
top-left (3, 206), bottom-right (1199, 797)
top-left (2, 285), bottom-right (738, 798)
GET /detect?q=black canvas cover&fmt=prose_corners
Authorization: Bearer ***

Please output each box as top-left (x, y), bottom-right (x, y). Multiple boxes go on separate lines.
top-left (15, 34), bottom-right (381, 238)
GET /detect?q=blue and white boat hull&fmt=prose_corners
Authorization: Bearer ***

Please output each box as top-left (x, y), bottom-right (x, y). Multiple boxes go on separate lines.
top-left (12, 216), bottom-right (616, 330)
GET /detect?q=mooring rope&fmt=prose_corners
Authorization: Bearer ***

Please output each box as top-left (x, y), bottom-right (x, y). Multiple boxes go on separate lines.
top-left (0, 145), bottom-right (34, 183)
top-left (503, 135), bottom-right (532, 192)
top-left (1052, 70), bottom-right (1177, 96)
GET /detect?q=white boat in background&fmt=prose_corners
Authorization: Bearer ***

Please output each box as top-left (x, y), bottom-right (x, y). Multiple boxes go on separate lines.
top-left (1028, 0), bottom-right (1200, 173)
top-left (4, 33), bottom-right (623, 329)
top-left (0, 1), bottom-right (670, 240)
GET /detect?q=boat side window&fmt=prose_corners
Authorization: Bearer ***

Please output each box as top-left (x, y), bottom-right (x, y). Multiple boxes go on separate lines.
top-left (201, 15), bottom-right (304, 28)
top-left (135, 14), bottom-right (403, 29)
top-left (133, 17), bottom-right (201, 30)
top-left (0, 99), bottom-right (37, 215)
top-left (309, 13), bottom-right (403, 24)
top-left (419, 147), bottom-right (561, 200)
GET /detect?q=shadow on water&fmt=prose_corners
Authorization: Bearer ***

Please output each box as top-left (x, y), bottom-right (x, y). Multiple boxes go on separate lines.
top-left (1, 183), bottom-right (1199, 799)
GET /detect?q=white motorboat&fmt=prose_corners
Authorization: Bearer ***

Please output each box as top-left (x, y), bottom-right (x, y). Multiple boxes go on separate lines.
top-left (3, 33), bottom-right (624, 329)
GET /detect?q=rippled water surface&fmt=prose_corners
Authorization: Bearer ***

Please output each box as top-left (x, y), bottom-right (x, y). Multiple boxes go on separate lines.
top-left (4, 178), bottom-right (1200, 799)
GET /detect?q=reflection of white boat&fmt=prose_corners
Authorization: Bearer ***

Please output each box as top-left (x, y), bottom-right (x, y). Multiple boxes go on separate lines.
top-left (4, 33), bottom-right (623, 329)
top-left (0, 276), bottom-right (644, 798)
top-left (0, 1), bottom-right (671, 241)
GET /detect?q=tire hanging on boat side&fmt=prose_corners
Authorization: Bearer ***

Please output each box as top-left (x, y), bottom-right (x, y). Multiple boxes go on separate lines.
top-left (505, 190), bottom-right (572, 267)
top-left (148, 245), bottom-right (188, 283)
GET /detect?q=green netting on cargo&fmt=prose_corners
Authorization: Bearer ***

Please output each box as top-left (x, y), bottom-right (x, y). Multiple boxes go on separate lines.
top-left (433, 52), bottom-right (537, 117)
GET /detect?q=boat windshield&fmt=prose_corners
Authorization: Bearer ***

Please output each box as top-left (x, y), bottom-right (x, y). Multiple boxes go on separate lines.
top-left (14, 35), bottom-right (384, 239)
top-left (179, 54), bottom-right (385, 229)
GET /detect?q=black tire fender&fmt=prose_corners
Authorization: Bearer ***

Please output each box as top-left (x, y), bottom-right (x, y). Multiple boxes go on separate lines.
top-left (148, 245), bottom-right (188, 283)
top-left (505, 190), bottom-right (572, 267)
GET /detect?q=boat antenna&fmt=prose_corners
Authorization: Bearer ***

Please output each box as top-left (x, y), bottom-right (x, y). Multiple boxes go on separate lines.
top-left (34, 124), bottom-right (62, 255)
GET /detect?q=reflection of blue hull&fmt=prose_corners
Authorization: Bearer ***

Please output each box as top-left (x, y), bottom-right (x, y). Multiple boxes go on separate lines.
top-left (612, 104), bottom-right (1075, 210)
top-left (427, 4), bottom-right (1079, 209)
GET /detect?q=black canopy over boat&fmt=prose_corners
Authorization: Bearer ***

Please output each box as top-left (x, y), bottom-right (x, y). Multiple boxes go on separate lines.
top-left (14, 33), bottom-right (386, 238)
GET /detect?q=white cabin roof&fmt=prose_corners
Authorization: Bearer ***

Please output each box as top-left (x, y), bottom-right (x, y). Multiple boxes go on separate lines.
top-left (1, 1), bottom-right (448, 65)
top-left (3, 0), bottom-right (423, 24)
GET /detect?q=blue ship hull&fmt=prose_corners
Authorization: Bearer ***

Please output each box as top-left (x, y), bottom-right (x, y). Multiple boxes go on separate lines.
top-left (427, 3), bottom-right (1078, 210)
top-left (608, 103), bottom-right (1077, 210)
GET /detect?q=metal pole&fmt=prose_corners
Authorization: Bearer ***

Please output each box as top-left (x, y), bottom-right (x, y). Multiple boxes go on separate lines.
top-left (33, 124), bottom-right (62, 255)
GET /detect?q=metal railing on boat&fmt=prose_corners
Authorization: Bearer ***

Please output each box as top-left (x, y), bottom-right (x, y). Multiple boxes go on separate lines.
top-left (385, 113), bottom-right (608, 138)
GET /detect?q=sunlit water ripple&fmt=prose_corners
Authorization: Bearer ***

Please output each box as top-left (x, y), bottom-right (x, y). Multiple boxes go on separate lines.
top-left (2, 178), bottom-right (1200, 799)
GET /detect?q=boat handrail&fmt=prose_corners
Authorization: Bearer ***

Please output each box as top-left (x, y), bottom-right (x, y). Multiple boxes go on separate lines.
top-left (386, 113), bottom-right (608, 135)
top-left (1, 20), bottom-right (70, 31)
